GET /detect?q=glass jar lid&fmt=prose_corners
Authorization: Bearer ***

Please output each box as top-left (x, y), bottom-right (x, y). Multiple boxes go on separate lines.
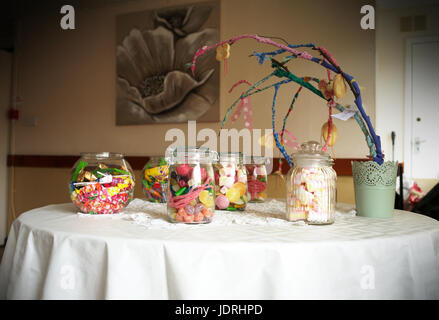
top-left (166, 146), bottom-right (218, 164)
top-left (80, 152), bottom-right (124, 159)
top-left (217, 151), bottom-right (243, 164)
top-left (243, 155), bottom-right (269, 165)
top-left (291, 141), bottom-right (333, 165)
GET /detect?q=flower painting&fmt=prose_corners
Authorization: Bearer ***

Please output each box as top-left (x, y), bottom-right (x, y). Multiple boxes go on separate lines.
top-left (116, 1), bottom-right (220, 125)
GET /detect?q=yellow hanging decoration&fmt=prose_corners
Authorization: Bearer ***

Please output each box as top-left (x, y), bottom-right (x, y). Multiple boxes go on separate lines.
top-left (321, 122), bottom-right (338, 147)
top-left (216, 43), bottom-right (231, 61)
top-left (333, 73), bottom-right (347, 99)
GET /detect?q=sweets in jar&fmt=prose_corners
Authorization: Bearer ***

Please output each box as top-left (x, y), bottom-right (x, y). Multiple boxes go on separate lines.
top-left (213, 152), bottom-right (248, 211)
top-left (142, 157), bottom-right (169, 203)
top-left (166, 147), bottom-right (216, 223)
top-left (245, 156), bottom-right (268, 202)
top-left (69, 152), bottom-right (135, 214)
top-left (286, 141), bottom-right (336, 224)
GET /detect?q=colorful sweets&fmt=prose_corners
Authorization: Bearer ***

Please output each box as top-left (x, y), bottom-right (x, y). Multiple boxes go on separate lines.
top-left (166, 147), bottom-right (217, 224)
top-left (286, 141), bottom-right (336, 224)
top-left (69, 153), bottom-right (135, 214)
top-left (142, 157), bottom-right (169, 203)
top-left (167, 163), bottom-right (215, 223)
top-left (214, 153), bottom-right (248, 211)
top-left (246, 156), bottom-right (268, 202)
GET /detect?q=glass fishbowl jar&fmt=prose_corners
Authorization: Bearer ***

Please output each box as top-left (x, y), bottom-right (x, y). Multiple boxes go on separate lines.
top-left (166, 146), bottom-right (217, 223)
top-left (142, 156), bottom-right (169, 203)
top-left (213, 152), bottom-right (248, 211)
top-left (286, 141), bottom-right (337, 225)
top-left (69, 152), bottom-right (135, 214)
top-left (245, 155), bottom-right (269, 202)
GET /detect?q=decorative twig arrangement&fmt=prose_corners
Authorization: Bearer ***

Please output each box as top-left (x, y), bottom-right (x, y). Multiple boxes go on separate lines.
top-left (189, 34), bottom-right (384, 166)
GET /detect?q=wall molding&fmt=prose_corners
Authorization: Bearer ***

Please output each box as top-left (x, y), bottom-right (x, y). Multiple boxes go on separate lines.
top-left (6, 154), bottom-right (381, 176)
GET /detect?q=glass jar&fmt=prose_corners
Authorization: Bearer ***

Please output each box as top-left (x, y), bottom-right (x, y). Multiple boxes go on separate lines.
top-left (245, 155), bottom-right (269, 202)
top-left (166, 146), bottom-right (217, 223)
top-left (286, 141), bottom-right (337, 224)
top-left (69, 152), bottom-right (135, 214)
top-left (142, 156), bottom-right (169, 203)
top-left (213, 152), bottom-right (248, 211)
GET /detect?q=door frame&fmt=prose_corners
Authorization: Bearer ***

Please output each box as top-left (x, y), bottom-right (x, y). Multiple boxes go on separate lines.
top-left (404, 36), bottom-right (439, 178)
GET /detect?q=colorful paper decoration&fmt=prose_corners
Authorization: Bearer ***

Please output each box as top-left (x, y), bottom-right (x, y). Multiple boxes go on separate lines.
top-left (189, 34), bottom-right (384, 166)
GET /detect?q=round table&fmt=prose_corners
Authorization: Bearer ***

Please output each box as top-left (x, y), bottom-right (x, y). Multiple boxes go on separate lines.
top-left (1, 199), bottom-right (439, 300)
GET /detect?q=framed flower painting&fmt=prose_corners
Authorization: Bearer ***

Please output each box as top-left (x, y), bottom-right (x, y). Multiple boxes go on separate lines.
top-left (116, 1), bottom-right (220, 125)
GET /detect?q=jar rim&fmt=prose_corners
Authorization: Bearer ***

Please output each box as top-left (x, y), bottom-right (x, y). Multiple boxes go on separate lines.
top-left (217, 151), bottom-right (243, 163)
top-left (80, 152), bottom-right (124, 159)
top-left (166, 146), bottom-right (217, 164)
top-left (243, 155), bottom-right (268, 165)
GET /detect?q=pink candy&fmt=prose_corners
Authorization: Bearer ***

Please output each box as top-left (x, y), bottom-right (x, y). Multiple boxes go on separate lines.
top-left (176, 164), bottom-right (192, 177)
top-left (215, 194), bottom-right (230, 209)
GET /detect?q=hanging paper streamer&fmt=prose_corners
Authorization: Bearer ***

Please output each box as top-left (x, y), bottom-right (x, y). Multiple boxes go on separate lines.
top-left (229, 80), bottom-right (259, 130)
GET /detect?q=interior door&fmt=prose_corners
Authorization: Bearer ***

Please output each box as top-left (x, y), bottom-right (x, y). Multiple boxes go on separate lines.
top-left (0, 50), bottom-right (12, 245)
top-left (408, 39), bottom-right (439, 179)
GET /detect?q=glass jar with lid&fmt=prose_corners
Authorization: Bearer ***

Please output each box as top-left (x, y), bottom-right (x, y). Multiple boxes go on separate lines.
top-left (213, 152), bottom-right (248, 211)
top-left (142, 156), bottom-right (169, 203)
top-left (245, 155), bottom-right (269, 203)
top-left (166, 146), bottom-right (217, 223)
top-left (286, 141), bottom-right (337, 224)
top-left (69, 152), bottom-right (135, 214)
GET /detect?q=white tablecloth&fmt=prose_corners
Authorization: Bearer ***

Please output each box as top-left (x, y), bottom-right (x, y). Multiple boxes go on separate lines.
top-left (1, 199), bottom-right (439, 300)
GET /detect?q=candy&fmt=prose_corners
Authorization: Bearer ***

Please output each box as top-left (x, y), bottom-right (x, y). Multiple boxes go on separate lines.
top-left (233, 182), bottom-right (246, 197)
top-left (184, 214), bottom-right (194, 223)
top-left (225, 187), bottom-right (240, 203)
top-left (214, 160), bottom-right (248, 211)
top-left (194, 212), bottom-right (204, 222)
top-left (246, 160), bottom-right (268, 203)
top-left (202, 207), bottom-right (213, 217)
top-left (286, 166), bottom-right (334, 224)
top-left (176, 164), bottom-right (192, 177)
top-left (185, 205), bottom-right (195, 215)
top-left (215, 194), bottom-right (229, 209)
top-left (199, 190), bottom-right (214, 207)
top-left (175, 187), bottom-right (187, 196)
top-left (70, 162), bottom-right (135, 214)
top-left (167, 161), bottom-right (215, 224)
top-left (142, 158), bottom-right (169, 203)
top-left (194, 203), bottom-right (204, 213)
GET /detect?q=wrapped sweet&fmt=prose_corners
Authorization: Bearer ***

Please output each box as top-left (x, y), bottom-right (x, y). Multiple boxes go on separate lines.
top-left (69, 152), bottom-right (135, 214)
top-left (214, 152), bottom-right (248, 211)
top-left (142, 156), bottom-right (169, 203)
top-left (166, 147), bottom-right (217, 223)
top-left (245, 155), bottom-right (269, 202)
top-left (286, 141), bottom-right (336, 224)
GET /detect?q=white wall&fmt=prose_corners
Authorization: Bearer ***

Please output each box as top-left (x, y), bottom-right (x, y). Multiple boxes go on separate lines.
top-left (0, 50), bottom-right (12, 245)
top-left (376, 1), bottom-right (439, 191)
